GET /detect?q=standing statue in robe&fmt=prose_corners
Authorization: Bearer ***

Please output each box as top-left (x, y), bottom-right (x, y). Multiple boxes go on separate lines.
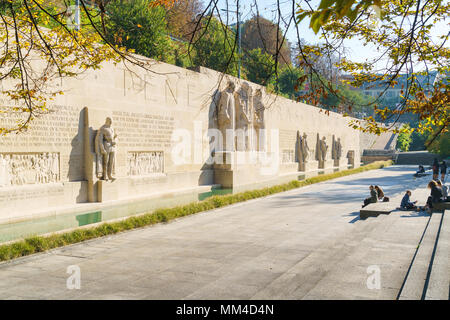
top-left (235, 82), bottom-right (253, 151)
top-left (253, 89), bottom-right (265, 151)
top-left (95, 117), bottom-right (117, 181)
top-left (217, 81), bottom-right (236, 151)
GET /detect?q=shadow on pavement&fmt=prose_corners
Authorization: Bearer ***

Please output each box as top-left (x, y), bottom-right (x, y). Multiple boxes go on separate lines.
top-left (343, 211), bottom-right (360, 224)
top-left (399, 210), bottom-right (431, 218)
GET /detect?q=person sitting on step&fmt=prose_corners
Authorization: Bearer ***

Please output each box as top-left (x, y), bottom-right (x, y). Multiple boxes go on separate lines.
top-left (414, 165), bottom-right (425, 177)
top-left (374, 185), bottom-right (389, 202)
top-left (423, 180), bottom-right (444, 213)
top-left (362, 185), bottom-right (378, 208)
top-left (400, 190), bottom-right (418, 211)
top-left (435, 179), bottom-right (449, 202)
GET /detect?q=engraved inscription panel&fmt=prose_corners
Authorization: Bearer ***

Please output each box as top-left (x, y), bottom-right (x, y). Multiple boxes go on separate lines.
top-left (127, 151), bottom-right (164, 176)
top-left (282, 150), bottom-right (295, 163)
top-left (112, 111), bottom-right (175, 149)
top-left (279, 129), bottom-right (297, 150)
top-left (0, 153), bottom-right (60, 187)
top-left (0, 105), bottom-right (80, 148)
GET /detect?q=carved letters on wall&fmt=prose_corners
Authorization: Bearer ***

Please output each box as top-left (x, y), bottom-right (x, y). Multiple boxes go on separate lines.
top-left (0, 153), bottom-right (60, 187)
top-left (282, 150), bottom-right (295, 163)
top-left (127, 152), bottom-right (164, 176)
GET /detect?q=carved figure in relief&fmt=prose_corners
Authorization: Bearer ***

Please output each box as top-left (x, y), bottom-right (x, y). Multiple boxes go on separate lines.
top-left (296, 131), bottom-right (302, 163)
top-left (235, 82), bottom-right (253, 151)
top-left (332, 137), bottom-right (342, 160)
top-left (301, 133), bottom-right (310, 162)
top-left (0, 155), bottom-right (9, 187)
top-left (297, 132), bottom-right (310, 164)
top-left (127, 152), bottom-right (164, 176)
top-left (315, 134), bottom-right (322, 163)
top-left (253, 89), bottom-right (265, 151)
top-left (320, 136), bottom-right (328, 161)
top-left (217, 81), bottom-right (236, 151)
top-left (1, 155), bottom-right (12, 186)
top-left (315, 134), bottom-right (328, 163)
top-left (51, 153), bottom-right (59, 182)
top-left (0, 153), bottom-right (59, 187)
top-left (95, 117), bottom-right (117, 181)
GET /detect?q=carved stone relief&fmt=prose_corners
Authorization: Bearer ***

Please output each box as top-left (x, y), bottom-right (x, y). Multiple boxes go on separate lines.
top-left (0, 153), bottom-right (60, 187)
top-left (127, 151), bottom-right (164, 176)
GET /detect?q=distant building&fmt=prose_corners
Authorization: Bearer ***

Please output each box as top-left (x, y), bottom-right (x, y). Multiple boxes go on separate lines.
top-left (341, 71), bottom-right (443, 101)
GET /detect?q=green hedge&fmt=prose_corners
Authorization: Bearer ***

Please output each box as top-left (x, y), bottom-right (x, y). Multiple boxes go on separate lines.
top-left (0, 160), bottom-right (392, 262)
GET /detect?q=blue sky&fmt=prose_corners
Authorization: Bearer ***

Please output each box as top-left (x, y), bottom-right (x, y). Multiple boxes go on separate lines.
top-left (213, 0), bottom-right (449, 71)
top-left (214, 0), bottom-right (378, 62)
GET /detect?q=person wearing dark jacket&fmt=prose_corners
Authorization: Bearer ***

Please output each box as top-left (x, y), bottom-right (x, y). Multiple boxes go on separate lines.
top-left (400, 190), bottom-right (418, 210)
top-left (424, 180), bottom-right (444, 213)
top-left (362, 185), bottom-right (378, 208)
top-left (432, 158), bottom-right (439, 180)
top-left (414, 165), bottom-right (426, 177)
top-left (441, 161), bottom-right (447, 182)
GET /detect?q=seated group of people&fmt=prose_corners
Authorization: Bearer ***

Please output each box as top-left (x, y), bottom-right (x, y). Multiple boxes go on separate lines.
top-left (401, 179), bottom-right (449, 212)
top-left (414, 160), bottom-right (447, 179)
top-left (362, 160), bottom-right (448, 211)
top-left (362, 185), bottom-right (389, 208)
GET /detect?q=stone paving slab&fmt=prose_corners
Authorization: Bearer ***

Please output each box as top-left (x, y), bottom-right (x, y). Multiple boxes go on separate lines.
top-left (0, 165), bottom-right (437, 299)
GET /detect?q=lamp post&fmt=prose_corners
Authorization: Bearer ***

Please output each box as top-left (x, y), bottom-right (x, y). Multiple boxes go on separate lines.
top-left (75, 0), bottom-right (81, 31)
top-left (221, 4), bottom-right (242, 79)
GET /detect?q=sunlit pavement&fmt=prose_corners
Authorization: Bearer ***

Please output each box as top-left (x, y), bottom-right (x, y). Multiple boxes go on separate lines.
top-left (0, 165), bottom-right (432, 299)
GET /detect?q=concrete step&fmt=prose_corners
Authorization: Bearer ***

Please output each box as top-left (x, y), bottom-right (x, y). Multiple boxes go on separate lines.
top-left (425, 210), bottom-right (449, 300)
top-left (398, 211), bottom-right (442, 300)
top-left (371, 132), bottom-right (398, 150)
top-left (360, 202), bottom-right (399, 219)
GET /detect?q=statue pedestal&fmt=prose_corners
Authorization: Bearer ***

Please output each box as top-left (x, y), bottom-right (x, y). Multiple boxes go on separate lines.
top-left (318, 159), bottom-right (333, 169)
top-left (280, 163), bottom-right (298, 174)
top-left (334, 159), bottom-right (340, 167)
top-left (320, 160), bottom-right (334, 174)
top-left (347, 150), bottom-right (356, 168)
top-left (213, 151), bottom-right (292, 191)
top-left (300, 160), bottom-right (319, 172)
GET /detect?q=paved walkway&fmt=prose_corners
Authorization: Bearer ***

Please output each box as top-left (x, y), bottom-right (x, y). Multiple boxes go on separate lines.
top-left (0, 166), bottom-right (432, 299)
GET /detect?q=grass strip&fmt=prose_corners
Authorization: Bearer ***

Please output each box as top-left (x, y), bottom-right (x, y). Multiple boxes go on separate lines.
top-left (0, 160), bottom-right (393, 262)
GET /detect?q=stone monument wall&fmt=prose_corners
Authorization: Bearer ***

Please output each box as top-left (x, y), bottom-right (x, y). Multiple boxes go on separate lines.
top-left (0, 59), bottom-right (363, 223)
